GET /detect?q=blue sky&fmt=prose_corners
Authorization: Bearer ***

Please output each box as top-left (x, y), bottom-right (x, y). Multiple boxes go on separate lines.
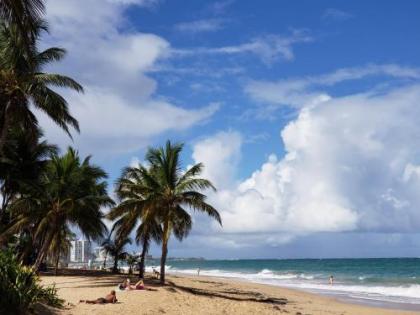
top-left (40, 0), bottom-right (420, 258)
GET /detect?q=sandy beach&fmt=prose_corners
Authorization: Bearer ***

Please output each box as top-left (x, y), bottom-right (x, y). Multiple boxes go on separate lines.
top-left (40, 271), bottom-right (420, 315)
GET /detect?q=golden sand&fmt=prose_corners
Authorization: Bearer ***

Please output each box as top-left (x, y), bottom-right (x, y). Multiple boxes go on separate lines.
top-left (40, 272), bottom-right (420, 315)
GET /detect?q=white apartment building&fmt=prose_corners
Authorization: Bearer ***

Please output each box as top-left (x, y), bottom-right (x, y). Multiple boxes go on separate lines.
top-left (69, 239), bottom-right (92, 263)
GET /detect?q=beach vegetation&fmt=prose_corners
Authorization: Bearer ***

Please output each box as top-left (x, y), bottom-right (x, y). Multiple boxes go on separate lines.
top-left (0, 250), bottom-right (63, 315)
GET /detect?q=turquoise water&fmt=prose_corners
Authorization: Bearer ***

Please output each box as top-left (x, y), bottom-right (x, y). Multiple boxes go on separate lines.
top-left (145, 258), bottom-right (420, 305)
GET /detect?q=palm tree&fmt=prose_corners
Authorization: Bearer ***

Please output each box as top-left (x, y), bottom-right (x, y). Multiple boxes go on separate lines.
top-left (102, 234), bottom-right (131, 273)
top-left (145, 141), bottom-right (222, 284)
top-left (1, 147), bottom-right (113, 270)
top-left (0, 18), bottom-right (83, 152)
top-left (108, 165), bottom-right (163, 279)
top-left (0, 0), bottom-right (45, 39)
top-left (125, 252), bottom-right (139, 275)
top-left (136, 219), bottom-right (162, 278)
top-left (47, 226), bottom-right (75, 276)
top-left (0, 127), bottom-right (56, 226)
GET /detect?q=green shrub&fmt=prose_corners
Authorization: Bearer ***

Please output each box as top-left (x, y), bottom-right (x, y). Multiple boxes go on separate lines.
top-left (0, 250), bottom-right (64, 314)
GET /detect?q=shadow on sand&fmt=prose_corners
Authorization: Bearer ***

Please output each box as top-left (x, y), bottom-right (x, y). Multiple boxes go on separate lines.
top-left (166, 280), bottom-right (288, 306)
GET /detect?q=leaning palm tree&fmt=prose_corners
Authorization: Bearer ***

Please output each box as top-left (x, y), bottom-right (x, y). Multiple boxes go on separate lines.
top-left (0, 18), bottom-right (83, 151)
top-left (145, 141), bottom-right (222, 284)
top-left (1, 147), bottom-right (113, 270)
top-left (108, 165), bottom-right (163, 278)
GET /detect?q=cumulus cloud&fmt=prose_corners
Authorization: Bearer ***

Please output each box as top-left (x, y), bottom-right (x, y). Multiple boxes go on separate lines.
top-left (191, 131), bottom-right (242, 189)
top-left (41, 0), bottom-right (217, 156)
top-left (192, 83), bottom-right (420, 247)
top-left (172, 30), bottom-right (313, 64)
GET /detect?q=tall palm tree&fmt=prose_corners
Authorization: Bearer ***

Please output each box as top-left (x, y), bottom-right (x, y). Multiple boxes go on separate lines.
top-left (145, 141), bottom-right (222, 284)
top-left (0, 18), bottom-right (83, 152)
top-left (108, 165), bottom-right (163, 279)
top-left (1, 147), bottom-right (113, 270)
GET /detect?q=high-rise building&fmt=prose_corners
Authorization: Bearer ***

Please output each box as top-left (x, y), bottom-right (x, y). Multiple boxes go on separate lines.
top-left (69, 239), bottom-right (92, 263)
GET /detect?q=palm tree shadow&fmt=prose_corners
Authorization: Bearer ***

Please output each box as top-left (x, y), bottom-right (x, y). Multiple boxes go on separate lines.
top-left (166, 281), bottom-right (288, 305)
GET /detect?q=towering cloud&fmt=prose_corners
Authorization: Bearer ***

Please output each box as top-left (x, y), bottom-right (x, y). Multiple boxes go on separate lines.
top-left (192, 84), bottom-right (420, 246)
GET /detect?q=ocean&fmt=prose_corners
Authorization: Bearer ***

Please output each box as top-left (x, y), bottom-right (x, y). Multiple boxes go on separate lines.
top-left (145, 258), bottom-right (420, 309)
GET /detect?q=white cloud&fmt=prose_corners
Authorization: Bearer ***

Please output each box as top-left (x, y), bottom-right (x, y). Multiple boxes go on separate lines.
top-left (322, 8), bottom-right (353, 21)
top-left (41, 0), bottom-right (218, 156)
top-left (174, 19), bottom-right (225, 33)
top-left (192, 84), bottom-right (420, 247)
top-left (172, 30), bottom-right (313, 64)
top-left (37, 88), bottom-right (219, 154)
top-left (191, 131), bottom-right (242, 189)
top-left (207, 0), bottom-right (235, 15)
top-left (245, 64), bottom-right (420, 109)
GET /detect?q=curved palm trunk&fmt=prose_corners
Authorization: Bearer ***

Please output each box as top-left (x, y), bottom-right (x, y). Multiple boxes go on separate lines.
top-left (33, 231), bottom-right (54, 270)
top-left (160, 219), bottom-right (170, 285)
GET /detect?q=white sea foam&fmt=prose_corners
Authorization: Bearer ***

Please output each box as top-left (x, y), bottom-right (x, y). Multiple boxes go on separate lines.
top-left (164, 267), bottom-right (420, 305)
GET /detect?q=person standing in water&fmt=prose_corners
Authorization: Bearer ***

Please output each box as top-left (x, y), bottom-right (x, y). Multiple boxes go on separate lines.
top-left (329, 275), bottom-right (334, 285)
top-left (197, 267), bottom-right (200, 276)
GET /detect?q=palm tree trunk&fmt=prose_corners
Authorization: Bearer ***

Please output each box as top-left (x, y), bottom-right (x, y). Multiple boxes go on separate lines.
top-left (54, 253), bottom-right (60, 276)
top-left (160, 239), bottom-right (168, 284)
top-left (112, 256), bottom-right (118, 273)
top-left (160, 219), bottom-right (170, 285)
top-left (139, 244), bottom-right (147, 279)
top-left (33, 232), bottom-right (54, 270)
top-left (103, 253), bottom-right (107, 269)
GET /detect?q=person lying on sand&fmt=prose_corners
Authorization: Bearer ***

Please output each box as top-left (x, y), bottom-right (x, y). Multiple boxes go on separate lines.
top-left (80, 290), bottom-right (117, 304)
top-left (119, 278), bottom-right (156, 291)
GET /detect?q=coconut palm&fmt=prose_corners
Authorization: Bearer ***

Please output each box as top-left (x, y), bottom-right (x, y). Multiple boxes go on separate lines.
top-left (102, 234), bottom-right (131, 273)
top-left (125, 252), bottom-right (139, 275)
top-left (0, 127), bottom-right (56, 226)
top-left (47, 226), bottom-right (75, 276)
top-left (145, 141), bottom-right (222, 284)
top-left (0, 0), bottom-right (45, 41)
top-left (108, 165), bottom-right (163, 278)
top-left (1, 147), bottom-right (113, 270)
top-left (0, 18), bottom-right (83, 152)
